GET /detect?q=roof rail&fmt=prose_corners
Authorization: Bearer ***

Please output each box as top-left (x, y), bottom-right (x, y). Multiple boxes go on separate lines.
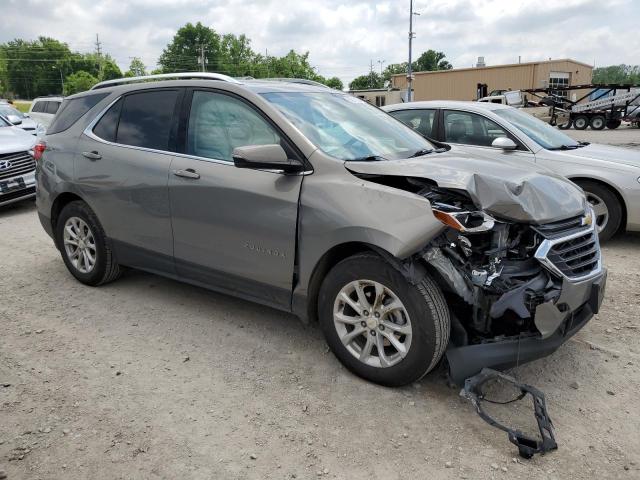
top-left (90, 72), bottom-right (242, 90)
top-left (263, 78), bottom-right (333, 89)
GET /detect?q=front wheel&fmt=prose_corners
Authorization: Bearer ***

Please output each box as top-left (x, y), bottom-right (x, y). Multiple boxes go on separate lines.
top-left (575, 180), bottom-right (623, 242)
top-left (318, 252), bottom-right (450, 387)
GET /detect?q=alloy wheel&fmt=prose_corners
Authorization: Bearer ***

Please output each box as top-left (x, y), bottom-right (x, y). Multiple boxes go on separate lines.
top-left (586, 192), bottom-right (609, 233)
top-left (63, 216), bottom-right (97, 274)
top-left (333, 279), bottom-right (412, 368)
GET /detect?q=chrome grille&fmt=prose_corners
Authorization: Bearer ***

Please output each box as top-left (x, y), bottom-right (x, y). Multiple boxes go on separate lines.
top-left (534, 212), bottom-right (601, 281)
top-left (546, 231), bottom-right (599, 277)
top-left (0, 151), bottom-right (35, 181)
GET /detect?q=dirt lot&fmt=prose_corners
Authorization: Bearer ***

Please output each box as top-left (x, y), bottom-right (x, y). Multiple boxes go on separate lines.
top-left (1, 129), bottom-right (639, 480)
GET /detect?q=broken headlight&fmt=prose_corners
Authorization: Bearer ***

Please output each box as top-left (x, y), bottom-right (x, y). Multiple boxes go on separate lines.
top-left (433, 209), bottom-right (495, 233)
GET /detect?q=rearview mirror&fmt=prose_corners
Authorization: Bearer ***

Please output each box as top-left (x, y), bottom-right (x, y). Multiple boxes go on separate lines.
top-left (7, 114), bottom-right (22, 125)
top-left (233, 144), bottom-right (305, 174)
top-left (492, 137), bottom-right (517, 150)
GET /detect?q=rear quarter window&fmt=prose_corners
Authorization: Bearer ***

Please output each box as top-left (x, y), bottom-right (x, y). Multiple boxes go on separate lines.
top-left (48, 93), bottom-right (109, 135)
top-left (31, 101), bottom-right (46, 113)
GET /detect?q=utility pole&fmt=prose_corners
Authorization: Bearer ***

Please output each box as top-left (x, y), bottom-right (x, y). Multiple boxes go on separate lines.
top-left (95, 34), bottom-right (103, 80)
top-left (197, 44), bottom-right (207, 72)
top-left (377, 59), bottom-right (386, 76)
top-left (369, 59), bottom-right (375, 88)
top-left (407, 1), bottom-right (419, 102)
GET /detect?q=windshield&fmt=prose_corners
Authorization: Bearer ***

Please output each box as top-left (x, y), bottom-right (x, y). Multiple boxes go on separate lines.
top-left (261, 92), bottom-right (434, 160)
top-left (493, 107), bottom-right (579, 150)
top-left (0, 105), bottom-right (25, 119)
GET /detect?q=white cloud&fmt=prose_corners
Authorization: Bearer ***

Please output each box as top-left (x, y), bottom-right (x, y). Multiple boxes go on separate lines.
top-left (1, 0), bottom-right (638, 86)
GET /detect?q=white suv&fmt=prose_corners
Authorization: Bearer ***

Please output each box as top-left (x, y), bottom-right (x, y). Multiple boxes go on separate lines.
top-left (28, 96), bottom-right (63, 128)
top-left (0, 115), bottom-right (37, 206)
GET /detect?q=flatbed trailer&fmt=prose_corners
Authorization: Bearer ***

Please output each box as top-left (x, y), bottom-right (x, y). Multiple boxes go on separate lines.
top-left (521, 84), bottom-right (640, 130)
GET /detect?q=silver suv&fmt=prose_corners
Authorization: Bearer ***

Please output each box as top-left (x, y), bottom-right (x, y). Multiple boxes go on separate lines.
top-left (36, 73), bottom-right (607, 386)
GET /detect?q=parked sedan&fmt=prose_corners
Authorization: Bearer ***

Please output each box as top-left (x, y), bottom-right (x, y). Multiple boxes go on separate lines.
top-left (0, 104), bottom-right (45, 136)
top-left (384, 101), bottom-right (640, 240)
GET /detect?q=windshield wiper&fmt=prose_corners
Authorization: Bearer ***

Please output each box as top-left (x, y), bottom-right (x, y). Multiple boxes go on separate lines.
top-left (548, 144), bottom-right (580, 151)
top-left (408, 148), bottom-right (434, 158)
top-left (349, 155), bottom-right (387, 162)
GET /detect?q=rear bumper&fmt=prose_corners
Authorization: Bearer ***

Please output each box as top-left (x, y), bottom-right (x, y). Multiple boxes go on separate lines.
top-left (446, 270), bottom-right (607, 385)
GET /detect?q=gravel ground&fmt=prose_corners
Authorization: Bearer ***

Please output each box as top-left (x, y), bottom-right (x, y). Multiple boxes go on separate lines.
top-left (1, 129), bottom-right (639, 480)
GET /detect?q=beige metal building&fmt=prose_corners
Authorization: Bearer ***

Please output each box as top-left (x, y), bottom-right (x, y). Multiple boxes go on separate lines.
top-left (348, 88), bottom-right (404, 107)
top-left (391, 58), bottom-right (593, 102)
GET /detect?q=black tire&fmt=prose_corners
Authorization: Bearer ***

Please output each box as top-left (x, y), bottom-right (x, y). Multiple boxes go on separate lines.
top-left (318, 252), bottom-right (450, 387)
top-left (557, 119), bottom-right (572, 130)
top-left (55, 200), bottom-right (121, 286)
top-left (574, 180), bottom-right (623, 242)
top-left (606, 119), bottom-right (622, 129)
top-left (590, 115), bottom-right (606, 130)
top-left (573, 115), bottom-right (589, 130)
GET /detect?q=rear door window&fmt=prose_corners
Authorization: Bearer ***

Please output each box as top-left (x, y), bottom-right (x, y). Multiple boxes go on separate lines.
top-left (48, 93), bottom-right (109, 134)
top-left (116, 90), bottom-right (180, 151)
top-left (389, 109), bottom-right (436, 138)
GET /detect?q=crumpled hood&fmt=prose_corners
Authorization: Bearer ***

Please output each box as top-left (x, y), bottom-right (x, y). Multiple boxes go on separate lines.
top-left (0, 126), bottom-right (36, 154)
top-left (345, 151), bottom-right (587, 224)
top-left (553, 143), bottom-right (640, 169)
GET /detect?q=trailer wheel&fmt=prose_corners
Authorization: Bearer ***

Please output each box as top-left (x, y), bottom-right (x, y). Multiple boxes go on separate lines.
top-left (606, 119), bottom-right (622, 129)
top-left (590, 115), bottom-right (606, 130)
top-left (558, 119), bottom-right (572, 130)
top-left (573, 115), bottom-right (589, 130)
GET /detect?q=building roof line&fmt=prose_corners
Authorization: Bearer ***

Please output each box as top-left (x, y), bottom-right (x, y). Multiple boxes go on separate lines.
top-left (391, 58), bottom-right (594, 78)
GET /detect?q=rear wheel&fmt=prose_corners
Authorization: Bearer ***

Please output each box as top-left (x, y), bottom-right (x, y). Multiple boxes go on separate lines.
top-left (318, 252), bottom-right (450, 387)
top-left (606, 119), bottom-right (622, 129)
top-left (55, 200), bottom-right (122, 286)
top-left (573, 115), bottom-right (589, 130)
top-left (590, 115), bottom-right (606, 130)
top-left (574, 180), bottom-right (623, 242)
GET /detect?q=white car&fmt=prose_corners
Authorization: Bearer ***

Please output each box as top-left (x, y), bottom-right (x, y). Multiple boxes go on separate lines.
top-left (383, 101), bottom-right (640, 240)
top-left (28, 96), bottom-right (63, 128)
top-left (0, 115), bottom-right (37, 207)
top-left (0, 103), bottom-right (45, 136)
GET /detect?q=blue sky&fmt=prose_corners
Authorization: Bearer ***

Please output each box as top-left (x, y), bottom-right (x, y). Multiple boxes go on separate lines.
top-left (1, 0), bottom-right (637, 85)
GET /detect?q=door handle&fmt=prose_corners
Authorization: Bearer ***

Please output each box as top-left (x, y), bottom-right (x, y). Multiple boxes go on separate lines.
top-left (82, 151), bottom-right (102, 160)
top-left (172, 168), bottom-right (200, 179)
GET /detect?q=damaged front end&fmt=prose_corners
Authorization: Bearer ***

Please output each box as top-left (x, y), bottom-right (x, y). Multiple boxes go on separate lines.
top-left (412, 182), bottom-right (607, 385)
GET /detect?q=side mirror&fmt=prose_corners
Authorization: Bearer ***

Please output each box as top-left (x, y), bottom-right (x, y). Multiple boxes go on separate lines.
top-left (233, 144), bottom-right (305, 174)
top-left (492, 137), bottom-right (517, 150)
top-left (7, 114), bottom-right (22, 125)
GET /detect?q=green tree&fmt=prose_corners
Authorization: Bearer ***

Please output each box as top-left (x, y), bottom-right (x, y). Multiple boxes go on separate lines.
top-left (349, 72), bottom-right (383, 90)
top-left (218, 33), bottom-right (257, 76)
top-left (158, 22), bottom-right (221, 73)
top-left (593, 65), bottom-right (640, 84)
top-left (1, 37), bottom-right (71, 97)
top-left (412, 49), bottom-right (452, 72)
top-left (382, 62), bottom-right (408, 83)
top-left (323, 76), bottom-right (344, 90)
top-left (125, 57), bottom-right (147, 77)
top-left (64, 71), bottom-right (98, 95)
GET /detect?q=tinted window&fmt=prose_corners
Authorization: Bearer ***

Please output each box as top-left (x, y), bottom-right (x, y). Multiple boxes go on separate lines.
top-left (32, 101), bottom-right (46, 113)
top-left (48, 93), bottom-right (109, 135)
top-left (116, 90), bottom-right (179, 151)
top-left (187, 91), bottom-right (280, 162)
top-left (443, 110), bottom-right (510, 147)
top-left (93, 98), bottom-right (122, 142)
top-left (390, 109), bottom-right (436, 138)
top-left (45, 101), bottom-right (60, 114)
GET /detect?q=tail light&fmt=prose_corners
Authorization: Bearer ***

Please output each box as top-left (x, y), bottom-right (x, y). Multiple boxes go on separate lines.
top-left (32, 141), bottom-right (46, 161)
